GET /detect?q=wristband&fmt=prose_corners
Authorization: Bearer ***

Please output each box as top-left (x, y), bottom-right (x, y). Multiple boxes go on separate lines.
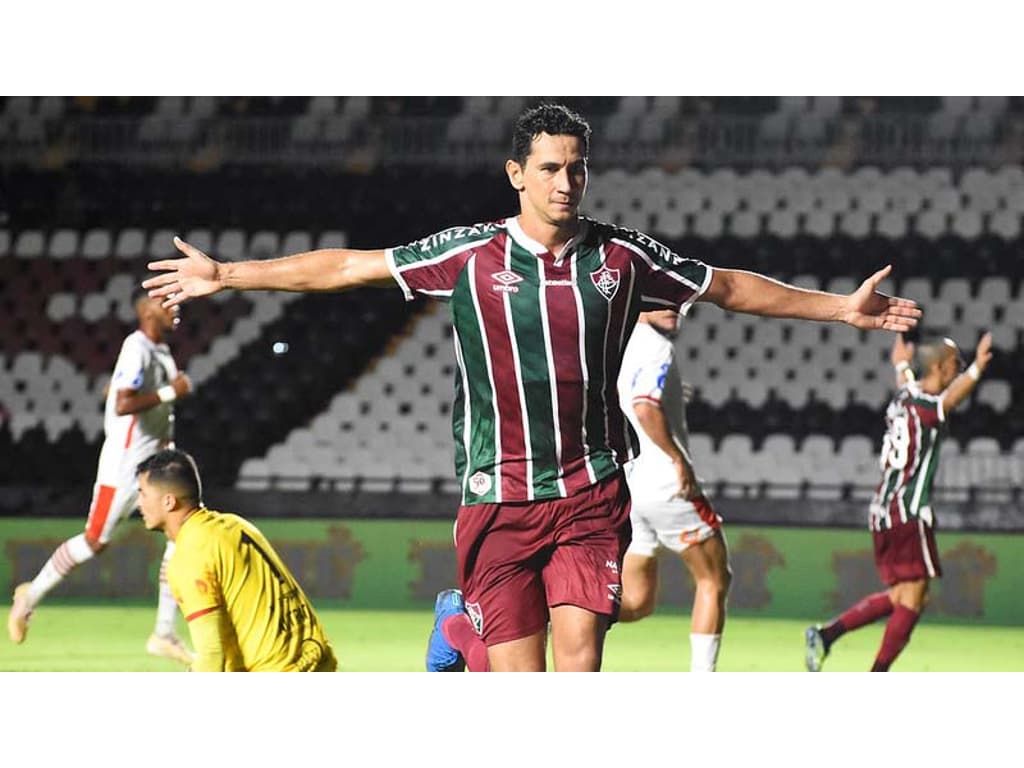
top-left (894, 361), bottom-right (910, 373)
top-left (967, 362), bottom-right (980, 381)
top-left (157, 385), bottom-right (177, 403)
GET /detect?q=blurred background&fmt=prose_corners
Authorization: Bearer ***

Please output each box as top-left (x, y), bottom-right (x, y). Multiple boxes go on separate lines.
top-left (0, 94), bottom-right (1015, 630)
top-left (0, 96), bottom-right (1021, 623)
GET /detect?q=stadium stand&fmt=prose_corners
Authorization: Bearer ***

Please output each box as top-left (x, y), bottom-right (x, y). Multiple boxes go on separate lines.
top-left (0, 97), bottom-right (1021, 516)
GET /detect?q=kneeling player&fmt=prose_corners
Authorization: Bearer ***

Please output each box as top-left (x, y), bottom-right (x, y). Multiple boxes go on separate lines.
top-left (137, 448), bottom-right (337, 672)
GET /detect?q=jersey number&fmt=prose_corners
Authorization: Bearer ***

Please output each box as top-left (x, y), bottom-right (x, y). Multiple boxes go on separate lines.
top-left (240, 531), bottom-right (285, 585)
top-left (881, 415), bottom-right (911, 470)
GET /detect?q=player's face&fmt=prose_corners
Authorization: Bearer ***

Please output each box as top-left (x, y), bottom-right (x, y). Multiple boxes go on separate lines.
top-left (137, 472), bottom-right (167, 531)
top-left (508, 133), bottom-right (587, 227)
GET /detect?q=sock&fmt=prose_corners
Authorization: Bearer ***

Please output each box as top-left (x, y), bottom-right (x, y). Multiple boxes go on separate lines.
top-left (28, 533), bottom-right (95, 607)
top-left (442, 613), bottom-right (490, 672)
top-left (821, 591), bottom-right (893, 651)
top-left (154, 540), bottom-right (178, 637)
top-left (871, 604), bottom-right (920, 672)
top-left (690, 633), bottom-right (721, 672)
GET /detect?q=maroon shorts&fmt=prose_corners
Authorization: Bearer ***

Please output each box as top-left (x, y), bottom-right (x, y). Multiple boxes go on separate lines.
top-left (454, 472), bottom-right (632, 646)
top-left (873, 518), bottom-right (942, 586)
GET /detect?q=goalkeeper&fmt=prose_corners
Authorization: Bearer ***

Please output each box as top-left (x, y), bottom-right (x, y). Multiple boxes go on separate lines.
top-left (135, 448), bottom-right (337, 671)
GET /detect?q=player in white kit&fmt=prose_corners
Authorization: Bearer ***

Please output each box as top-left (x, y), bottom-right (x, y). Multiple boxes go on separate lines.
top-left (616, 309), bottom-right (732, 671)
top-left (7, 293), bottom-right (195, 664)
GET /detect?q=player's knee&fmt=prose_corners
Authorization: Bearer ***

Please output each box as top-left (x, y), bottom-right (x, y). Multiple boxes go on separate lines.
top-left (85, 535), bottom-right (106, 554)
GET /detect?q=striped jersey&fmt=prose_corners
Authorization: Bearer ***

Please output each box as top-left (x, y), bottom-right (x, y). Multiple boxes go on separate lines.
top-left (385, 215), bottom-right (712, 505)
top-left (97, 330), bottom-right (178, 480)
top-left (869, 381), bottom-right (946, 531)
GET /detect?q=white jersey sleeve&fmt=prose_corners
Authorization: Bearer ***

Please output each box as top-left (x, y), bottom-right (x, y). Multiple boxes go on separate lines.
top-left (626, 341), bottom-right (673, 408)
top-left (110, 334), bottom-right (147, 392)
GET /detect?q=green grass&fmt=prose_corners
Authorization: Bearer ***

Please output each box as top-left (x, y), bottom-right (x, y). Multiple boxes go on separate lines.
top-left (2, 602), bottom-right (1022, 671)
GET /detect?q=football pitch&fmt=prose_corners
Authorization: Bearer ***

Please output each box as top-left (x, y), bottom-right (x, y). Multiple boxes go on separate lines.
top-left (1, 602), bottom-right (1022, 672)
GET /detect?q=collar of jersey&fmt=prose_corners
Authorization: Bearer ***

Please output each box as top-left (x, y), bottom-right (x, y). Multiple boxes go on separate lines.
top-left (506, 216), bottom-right (588, 266)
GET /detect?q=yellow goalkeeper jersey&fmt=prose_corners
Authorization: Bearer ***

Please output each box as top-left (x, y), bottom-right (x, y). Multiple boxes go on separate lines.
top-left (168, 507), bottom-right (336, 671)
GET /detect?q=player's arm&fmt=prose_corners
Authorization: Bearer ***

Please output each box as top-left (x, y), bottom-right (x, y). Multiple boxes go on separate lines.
top-left (699, 264), bottom-right (920, 332)
top-left (144, 237), bottom-right (396, 308)
top-left (890, 333), bottom-right (916, 387)
top-left (633, 400), bottom-right (697, 500)
top-left (114, 373), bottom-right (193, 416)
top-left (941, 331), bottom-right (993, 413)
top-left (185, 608), bottom-right (234, 672)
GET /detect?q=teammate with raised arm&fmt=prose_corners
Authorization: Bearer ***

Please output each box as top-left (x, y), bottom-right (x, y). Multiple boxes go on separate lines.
top-left (615, 309), bottom-right (731, 671)
top-left (8, 294), bottom-right (195, 664)
top-left (145, 103), bottom-right (920, 672)
top-left (805, 331), bottom-right (993, 672)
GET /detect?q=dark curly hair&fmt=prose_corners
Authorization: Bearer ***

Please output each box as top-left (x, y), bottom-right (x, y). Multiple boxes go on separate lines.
top-left (511, 103), bottom-right (591, 166)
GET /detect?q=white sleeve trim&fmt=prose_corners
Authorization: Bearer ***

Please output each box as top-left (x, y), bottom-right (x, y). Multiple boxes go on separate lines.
top-left (384, 247), bottom-right (414, 302)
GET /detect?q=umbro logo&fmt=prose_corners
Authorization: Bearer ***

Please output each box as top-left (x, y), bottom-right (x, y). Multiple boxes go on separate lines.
top-left (492, 270), bottom-right (523, 285)
top-left (491, 270), bottom-right (523, 293)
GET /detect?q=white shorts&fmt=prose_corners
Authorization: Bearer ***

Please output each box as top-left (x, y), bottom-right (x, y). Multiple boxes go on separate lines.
top-left (85, 442), bottom-right (152, 544)
top-left (626, 494), bottom-right (723, 557)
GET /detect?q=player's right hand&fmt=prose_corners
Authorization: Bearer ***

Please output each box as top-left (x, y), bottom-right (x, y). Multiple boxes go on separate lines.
top-left (674, 458), bottom-right (698, 501)
top-left (172, 372), bottom-right (193, 398)
top-left (144, 237), bottom-right (223, 308)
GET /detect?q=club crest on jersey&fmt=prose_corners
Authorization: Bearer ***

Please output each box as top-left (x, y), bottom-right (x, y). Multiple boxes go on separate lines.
top-left (591, 266), bottom-right (620, 300)
top-left (465, 601), bottom-right (484, 635)
top-left (491, 270), bottom-right (523, 293)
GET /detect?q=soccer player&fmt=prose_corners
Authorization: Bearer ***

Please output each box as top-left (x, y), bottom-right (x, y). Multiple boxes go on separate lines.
top-left (615, 309), bottom-right (731, 672)
top-left (144, 103), bottom-right (921, 672)
top-left (7, 293), bottom-right (195, 665)
top-left (805, 330), bottom-right (993, 671)
top-left (136, 448), bottom-right (337, 672)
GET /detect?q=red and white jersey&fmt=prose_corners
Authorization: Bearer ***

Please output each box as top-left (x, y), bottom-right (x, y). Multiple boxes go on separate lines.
top-left (617, 321), bottom-right (702, 504)
top-left (96, 330), bottom-right (179, 480)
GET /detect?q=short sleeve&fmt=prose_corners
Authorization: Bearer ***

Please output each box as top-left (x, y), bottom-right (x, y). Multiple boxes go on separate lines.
top-left (610, 228), bottom-right (713, 314)
top-left (628, 347), bottom-right (674, 408)
top-left (385, 223), bottom-right (500, 302)
top-left (110, 335), bottom-right (146, 391)
top-left (168, 544), bottom-right (221, 623)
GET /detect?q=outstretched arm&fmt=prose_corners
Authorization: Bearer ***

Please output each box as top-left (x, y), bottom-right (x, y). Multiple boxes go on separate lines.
top-left (699, 264), bottom-right (921, 332)
top-left (143, 237), bottom-right (396, 308)
top-left (942, 332), bottom-right (993, 413)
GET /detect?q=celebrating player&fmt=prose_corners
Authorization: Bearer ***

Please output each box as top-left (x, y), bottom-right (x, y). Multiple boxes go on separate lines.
top-left (615, 309), bottom-right (732, 671)
top-left (805, 331), bottom-right (993, 671)
top-left (8, 293), bottom-right (194, 665)
top-left (145, 103), bottom-right (920, 672)
top-left (136, 448), bottom-right (337, 671)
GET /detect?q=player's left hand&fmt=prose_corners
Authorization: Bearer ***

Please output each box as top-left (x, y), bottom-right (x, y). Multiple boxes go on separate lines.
top-left (974, 331), bottom-right (993, 372)
top-left (842, 265), bottom-right (922, 332)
